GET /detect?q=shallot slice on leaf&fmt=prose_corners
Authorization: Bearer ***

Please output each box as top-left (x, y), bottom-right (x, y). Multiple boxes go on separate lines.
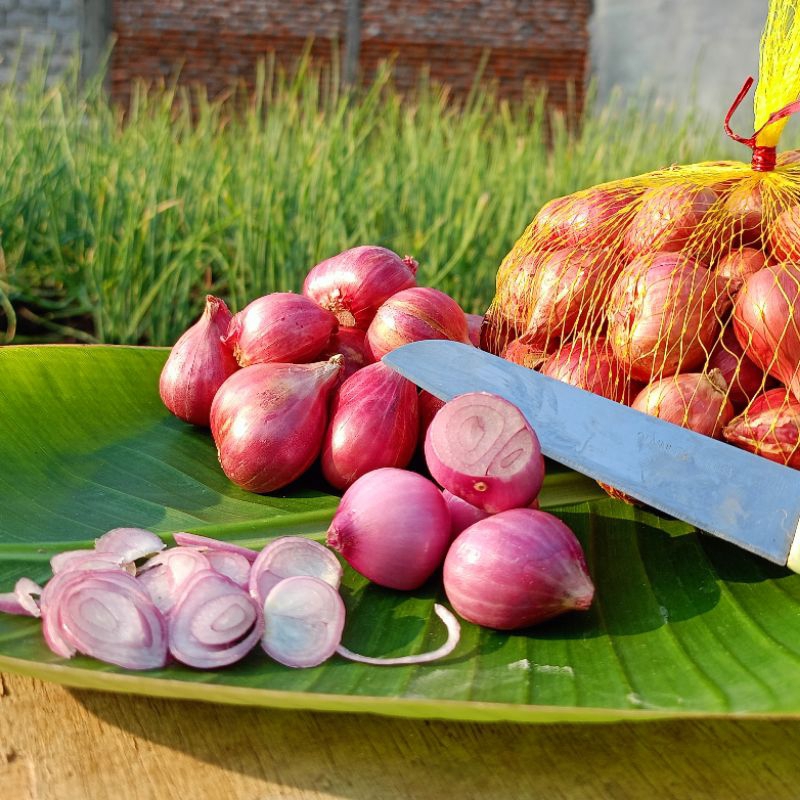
top-left (137, 548), bottom-right (211, 614)
top-left (0, 577), bottom-right (43, 618)
top-left (249, 537), bottom-right (343, 608)
top-left (336, 604), bottom-right (461, 666)
top-left (173, 531), bottom-right (258, 562)
top-left (47, 569), bottom-right (168, 669)
top-left (94, 527), bottom-right (166, 562)
top-left (168, 570), bottom-right (263, 669)
top-left (261, 576), bottom-right (346, 669)
top-left (50, 550), bottom-right (136, 575)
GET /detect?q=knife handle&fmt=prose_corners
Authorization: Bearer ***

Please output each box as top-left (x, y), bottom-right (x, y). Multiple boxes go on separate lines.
top-left (787, 520), bottom-right (800, 573)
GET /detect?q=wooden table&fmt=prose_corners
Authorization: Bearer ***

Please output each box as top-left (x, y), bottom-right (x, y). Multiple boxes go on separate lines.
top-left (1, 672), bottom-right (798, 799)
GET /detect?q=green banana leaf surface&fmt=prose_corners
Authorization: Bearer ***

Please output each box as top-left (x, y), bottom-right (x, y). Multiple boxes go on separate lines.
top-left (1, 345), bottom-right (799, 723)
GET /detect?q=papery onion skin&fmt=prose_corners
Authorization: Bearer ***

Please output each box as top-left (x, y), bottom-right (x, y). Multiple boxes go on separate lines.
top-left (732, 262), bottom-right (800, 401)
top-left (223, 293), bottom-right (338, 367)
top-left (168, 570), bottom-right (264, 669)
top-left (319, 327), bottom-right (372, 378)
top-left (723, 389), bottom-right (800, 468)
top-left (769, 205), bottom-right (800, 262)
top-left (715, 247), bottom-right (767, 295)
top-left (607, 252), bottom-right (722, 382)
top-left (540, 338), bottom-right (633, 404)
top-left (708, 325), bottom-right (770, 409)
top-left (321, 362), bottom-right (419, 490)
top-left (443, 509), bottom-right (594, 630)
top-left (366, 287), bottom-right (471, 362)
top-left (56, 570), bottom-right (168, 669)
top-left (159, 295), bottom-right (239, 426)
top-left (631, 369), bottom-right (734, 438)
top-left (624, 184), bottom-right (717, 257)
top-left (249, 536), bottom-right (343, 608)
top-left (424, 392), bottom-right (544, 513)
top-left (520, 247), bottom-right (624, 350)
top-left (210, 357), bottom-right (343, 493)
top-left (326, 468), bottom-right (451, 591)
top-left (302, 245), bottom-right (418, 330)
top-left (501, 337), bottom-right (549, 370)
top-left (261, 576), bottom-right (345, 669)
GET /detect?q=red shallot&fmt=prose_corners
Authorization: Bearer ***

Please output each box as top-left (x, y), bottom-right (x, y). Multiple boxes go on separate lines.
top-left (223, 293), bottom-right (338, 367)
top-left (321, 362), bottom-right (419, 489)
top-left (418, 390), bottom-right (445, 442)
top-left (366, 287), bottom-right (470, 361)
top-left (707, 325), bottom-right (770, 408)
top-left (723, 389), bottom-right (800, 468)
top-left (466, 314), bottom-right (483, 347)
top-left (631, 369), bottom-right (734, 437)
top-left (443, 509), bottom-right (594, 630)
top-left (302, 246), bottom-right (418, 330)
top-left (715, 247), bottom-right (767, 295)
top-left (732, 262), bottom-right (800, 401)
top-left (326, 468), bottom-right (451, 591)
top-left (319, 327), bottom-right (372, 378)
top-left (159, 295), bottom-right (239, 427)
top-left (210, 356), bottom-right (343, 493)
top-left (249, 536), bottom-right (343, 608)
top-left (607, 252), bottom-right (723, 382)
top-left (424, 392), bottom-right (544, 513)
top-left (769, 204), bottom-right (800, 262)
top-left (442, 489), bottom-right (490, 539)
top-left (168, 570), bottom-right (263, 669)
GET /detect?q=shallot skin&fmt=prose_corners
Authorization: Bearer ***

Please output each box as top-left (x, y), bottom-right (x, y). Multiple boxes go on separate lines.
top-left (223, 292), bottom-right (338, 367)
top-left (303, 245), bottom-right (418, 330)
top-left (159, 295), bottom-right (239, 427)
top-left (326, 468), bottom-right (452, 591)
top-left (210, 357), bottom-right (343, 493)
top-left (443, 509), bottom-right (595, 630)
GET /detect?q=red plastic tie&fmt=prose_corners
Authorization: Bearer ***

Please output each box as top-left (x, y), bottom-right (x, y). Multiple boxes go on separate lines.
top-left (724, 76), bottom-right (800, 171)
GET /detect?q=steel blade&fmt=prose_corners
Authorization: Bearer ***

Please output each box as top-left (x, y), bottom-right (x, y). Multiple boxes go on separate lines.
top-left (383, 340), bottom-right (800, 567)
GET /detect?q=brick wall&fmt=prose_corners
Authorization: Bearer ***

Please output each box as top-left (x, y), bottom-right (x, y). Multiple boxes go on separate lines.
top-left (111, 1), bottom-right (590, 108)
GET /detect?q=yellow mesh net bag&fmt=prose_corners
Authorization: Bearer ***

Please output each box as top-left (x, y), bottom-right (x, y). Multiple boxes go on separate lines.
top-left (481, 0), bottom-right (800, 482)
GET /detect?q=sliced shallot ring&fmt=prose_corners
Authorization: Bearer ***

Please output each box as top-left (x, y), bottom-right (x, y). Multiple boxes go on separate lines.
top-left (57, 570), bottom-right (168, 669)
top-left (195, 549), bottom-right (251, 588)
top-left (94, 527), bottom-right (166, 562)
top-left (136, 548), bottom-right (211, 615)
top-left (40, 570), bottom-right (85, 658)
top-left (0, 593), bottom-right (29, 617)
top-left (0, 578), bottom-right (43, 618)
top-left (249, 537), bottom-right (343, 608)
top-left (168, 570), bottom-right (263, 669)
top-left (261, 576), bottom-right (345, 669)
top-left (51, 550), bottom-right (135, 575)
top-left (173, 532), bottom-right (258, 563)
top-left (335, 604), bottom-right (461, 666)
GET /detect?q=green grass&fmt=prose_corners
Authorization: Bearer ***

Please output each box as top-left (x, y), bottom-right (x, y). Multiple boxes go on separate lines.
top-left (0, 52), bottom-right (753, 345)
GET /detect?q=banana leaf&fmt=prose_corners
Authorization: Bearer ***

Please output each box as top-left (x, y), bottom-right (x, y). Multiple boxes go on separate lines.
top-left (1, 345), bottom-right (799, 723)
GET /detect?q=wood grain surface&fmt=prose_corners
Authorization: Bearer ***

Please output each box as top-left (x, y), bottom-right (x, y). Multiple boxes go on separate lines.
top-left (0, 671), bottom-right (797, 800)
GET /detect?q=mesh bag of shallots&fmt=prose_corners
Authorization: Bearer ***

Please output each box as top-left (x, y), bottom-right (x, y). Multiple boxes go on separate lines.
top-left (481, 0), bottom-right (800, 488)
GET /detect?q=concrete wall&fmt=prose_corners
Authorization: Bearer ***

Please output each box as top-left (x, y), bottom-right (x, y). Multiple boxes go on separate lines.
top-left (0, 0), bottom-right (111, 84)
top-left (589, 0), bottom-right (766, 122)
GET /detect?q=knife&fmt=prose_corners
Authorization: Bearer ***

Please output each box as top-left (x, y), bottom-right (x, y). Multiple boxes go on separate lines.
top-left (383, 340), bottom-right (800, 572)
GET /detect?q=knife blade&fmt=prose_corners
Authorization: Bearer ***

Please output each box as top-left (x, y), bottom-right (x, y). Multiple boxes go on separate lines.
top-left (382, 340), bottom-right (800, 572)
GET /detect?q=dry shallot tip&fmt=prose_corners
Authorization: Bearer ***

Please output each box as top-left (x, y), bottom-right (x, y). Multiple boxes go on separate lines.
top-left (336, 604), bottom-right (461, 666)
top-left (366, 286), bottom-right (471, 362)
top-left (443, 509), bottom-right (594, 631)
top-left (172, 532), bottom-right (258, 562)
top-left (45, 570), bottom-right (169, 669)
top-left (159, 294), bottom-right (239, 427)
top-left (261, 576), bottom-right (345, 669)
top-left (424, 392), bottom-right (544, 513)
top-left (326, 468), bottom-right (452, 591)
top-left (210, 358), bottom-right (343, 494)
top-left (168, 570), bottom-right (264, 669)
top-left (94, 527), bottom-right (166, 562)
top-left (249, 536), bottom-right (343, 608)
top-left (321, 361), bottom-right (420, 490)
top-left (302, 245), bottom-right (419, 330)
top-left (223, 292), bottom-right (338, 367)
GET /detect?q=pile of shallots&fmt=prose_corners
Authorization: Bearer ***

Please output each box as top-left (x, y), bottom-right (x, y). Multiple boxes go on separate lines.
top-left (0, 528), bottom-right (460, 670)
top-left (159, 245), bottom-right (484, 492)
